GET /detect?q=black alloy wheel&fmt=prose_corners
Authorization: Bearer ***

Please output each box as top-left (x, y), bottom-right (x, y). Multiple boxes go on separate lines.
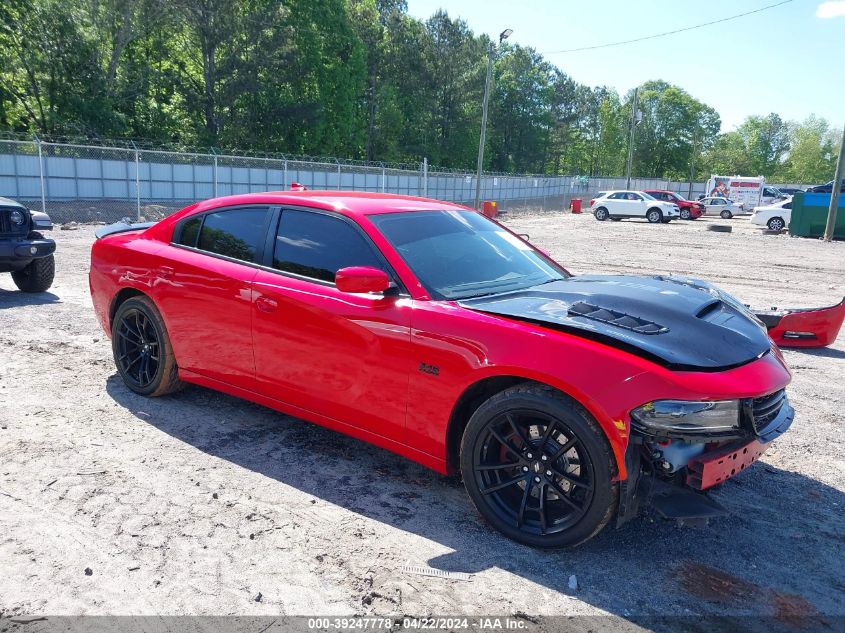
top-left (461, 385), bottom-right (616, 548)
top-left (116, 307), bottom-right (161, 390)
top-left (472, 409), bottom-right (595, 534)
top-left (111, 296), bottom-right (182, 396)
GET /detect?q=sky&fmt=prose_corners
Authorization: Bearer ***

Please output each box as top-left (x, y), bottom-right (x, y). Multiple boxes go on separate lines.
top-left (405, 0), bottom-right (845, 132)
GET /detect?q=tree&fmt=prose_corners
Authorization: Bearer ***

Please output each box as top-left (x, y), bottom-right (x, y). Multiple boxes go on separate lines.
top-left (776, 116), bottom-right (838, 184)
top-left (631, 80), bottom-right (720, 180)
top-left (0, 1), bottom-right (833, 181)
top-left (488, 45), bottom-right (555, 173)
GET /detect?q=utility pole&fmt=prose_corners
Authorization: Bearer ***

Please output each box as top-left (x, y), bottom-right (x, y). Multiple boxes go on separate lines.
top-left (625, 87), bottom-right (640, 190)
top-left (475, 28), bottom-right (512, 210)
top-left (823, 123), bottom-right (845, 242)
top-left (688, 127), bottom-right (698, 199)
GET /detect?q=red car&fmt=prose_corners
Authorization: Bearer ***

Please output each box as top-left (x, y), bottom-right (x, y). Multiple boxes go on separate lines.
top-left (643, 190), bottom-right (704, 220)
top-left (89, 191), bottom-right (793, 547)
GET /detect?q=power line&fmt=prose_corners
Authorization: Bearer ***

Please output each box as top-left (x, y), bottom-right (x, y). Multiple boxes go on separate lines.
top-left (543, 0), bottom-right (794, 54)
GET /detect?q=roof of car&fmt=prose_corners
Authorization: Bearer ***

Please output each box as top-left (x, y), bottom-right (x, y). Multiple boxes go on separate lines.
top-left (192, 190), bottom-right (473, 216)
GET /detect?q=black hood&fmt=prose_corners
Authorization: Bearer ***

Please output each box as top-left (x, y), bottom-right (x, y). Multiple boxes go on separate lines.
top-left (459, 275), bottom-right (772, 371)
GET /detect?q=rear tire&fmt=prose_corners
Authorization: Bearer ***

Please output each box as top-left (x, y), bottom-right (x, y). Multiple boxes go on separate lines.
top-left (767, 217), bottom-right (785, 231)
top-left (460, 384), bottom-right (617, 548)
top-left (646, 208), bottom-right (663, 223)
top-left (112, 295), bottom-right (183, 397)
top-left (594, 207), bottom-right (609, 221)
top-left (11, 244), bottom-right (54, 293)
top-left (720, 210), bottom-right (733, 219)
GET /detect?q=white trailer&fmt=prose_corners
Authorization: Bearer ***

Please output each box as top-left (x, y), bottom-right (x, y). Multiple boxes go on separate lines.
top-left (704, 175), bottom-right (783, 210)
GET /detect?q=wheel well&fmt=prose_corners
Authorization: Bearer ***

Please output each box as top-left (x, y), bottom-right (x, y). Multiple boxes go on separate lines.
top-left (647, 206), bottom-right (662, 214)
top-left (445, 376), bottom-right (536, 474)
top-left (446, 378), bottom-right (622, 479)
top-left (109, 287), bottom-right (146, 329)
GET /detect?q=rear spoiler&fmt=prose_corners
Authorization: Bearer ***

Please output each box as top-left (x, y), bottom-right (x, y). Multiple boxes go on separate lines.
top-left (94, 220), bottom-right (157, 240)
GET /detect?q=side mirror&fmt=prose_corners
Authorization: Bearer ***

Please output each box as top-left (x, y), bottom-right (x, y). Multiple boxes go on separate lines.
top-left (335, 266), bottom-right (391, 294)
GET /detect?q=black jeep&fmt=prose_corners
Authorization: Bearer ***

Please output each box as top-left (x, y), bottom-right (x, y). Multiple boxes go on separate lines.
top-left (0, 196), bottom-right (56, 292)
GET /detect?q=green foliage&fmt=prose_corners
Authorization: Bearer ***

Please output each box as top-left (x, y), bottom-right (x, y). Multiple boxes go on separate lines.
top-left (775, 116), bottom-right (840, 184)
top-left (0, 1), bottom-right (835, 182)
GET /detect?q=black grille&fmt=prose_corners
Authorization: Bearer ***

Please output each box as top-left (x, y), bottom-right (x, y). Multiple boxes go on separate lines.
top-left (0, 209), bottom-right (10, 233)
top-left (749, 389), bottom-right (786, 435)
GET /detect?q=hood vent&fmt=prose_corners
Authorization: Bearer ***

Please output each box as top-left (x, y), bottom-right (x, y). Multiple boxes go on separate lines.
top-left (568, 301), bottom-right (669, 335)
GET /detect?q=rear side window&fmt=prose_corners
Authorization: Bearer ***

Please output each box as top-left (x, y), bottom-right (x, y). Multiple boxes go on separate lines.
top-left (178, 217), bottom-right (202, 247)
top-left (197, 207), bottom-right (269, 263)
top-left (273, 209), bottom-right (385, 283)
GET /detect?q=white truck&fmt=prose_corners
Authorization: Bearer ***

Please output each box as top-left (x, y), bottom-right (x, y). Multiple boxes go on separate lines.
top-left (703, 175), bottom-right (783, 211)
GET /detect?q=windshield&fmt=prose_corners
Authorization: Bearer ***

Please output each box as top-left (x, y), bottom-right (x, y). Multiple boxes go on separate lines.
top-left (672, 192), bottom-right (687, 201)
top-left (369, 210), bottom-right (567, 300)
top-left (640, 192), bottom-right (656, 200)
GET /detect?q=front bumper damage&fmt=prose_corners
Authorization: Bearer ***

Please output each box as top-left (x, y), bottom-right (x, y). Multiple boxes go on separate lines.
top-left (617, 393), bottom-right (794, 527)
top-left (754, 297), bottom-right (845, 348)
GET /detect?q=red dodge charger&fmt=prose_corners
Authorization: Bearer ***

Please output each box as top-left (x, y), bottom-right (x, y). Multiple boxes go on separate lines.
top-left (89, 191), bottom-right (793, 547)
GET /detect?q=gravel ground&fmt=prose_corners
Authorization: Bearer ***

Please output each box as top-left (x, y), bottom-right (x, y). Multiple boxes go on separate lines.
top-left (1, 213), bottom-right (843, 622)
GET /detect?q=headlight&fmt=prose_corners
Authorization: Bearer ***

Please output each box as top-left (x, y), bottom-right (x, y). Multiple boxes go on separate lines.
top-left (10, 210), bottom-right (25, 225)
top-left (630, 400), bottom-right (741, 438)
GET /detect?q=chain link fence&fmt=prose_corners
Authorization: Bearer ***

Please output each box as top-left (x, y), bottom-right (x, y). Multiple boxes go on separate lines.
top-left (0, 137), bottom-right (804, 224)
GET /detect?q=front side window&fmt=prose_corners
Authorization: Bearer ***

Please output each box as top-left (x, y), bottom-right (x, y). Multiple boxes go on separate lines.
top-left (370, 210), bottom-right (566, 300)
top-left (608, 192), bottom-right (626, 200)
top-left (273, 209), bottom-right (386, 283)
top-left (197, 207), bottom-right (269, 263)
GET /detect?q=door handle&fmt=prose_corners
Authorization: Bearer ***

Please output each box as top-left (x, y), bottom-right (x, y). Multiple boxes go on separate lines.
top-left (255, 296), bottom-right (278, 313)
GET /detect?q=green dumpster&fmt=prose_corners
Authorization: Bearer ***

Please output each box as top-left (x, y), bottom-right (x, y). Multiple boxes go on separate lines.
top-left (789, 191), bottom-right (845, 239)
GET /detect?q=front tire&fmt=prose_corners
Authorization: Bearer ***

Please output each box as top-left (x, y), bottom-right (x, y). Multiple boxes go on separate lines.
top-left (646, 208), bottom-right (663, 223)
top-left (112, 295), bottom-right (183, 397)
top-left (594, 207), bottom-right (609, 221)
top-left (767, 217), bottom-right (785, 231)
top-left (680, 208), bottom-right (691, 220)
top-left (720, 210), bottom-right (733, 219)
top-left (11, 254), bottom-right (55, 293)
top-left (460, 384), bottom-right (617, 548)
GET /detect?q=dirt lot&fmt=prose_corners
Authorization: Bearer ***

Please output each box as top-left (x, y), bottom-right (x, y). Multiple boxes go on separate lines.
top-left (1, 212), bottom-right (844, 622)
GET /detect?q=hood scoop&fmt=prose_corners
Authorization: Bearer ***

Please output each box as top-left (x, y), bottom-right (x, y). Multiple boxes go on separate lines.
top-left (459, 274), bottom-right (772, 371)
top-left (568, 301), bottom-right (669, 335)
